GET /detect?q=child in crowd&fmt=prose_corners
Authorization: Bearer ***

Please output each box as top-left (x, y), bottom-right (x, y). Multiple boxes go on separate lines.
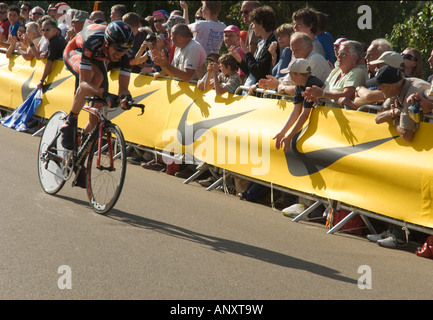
top-left (202, 53), bottom-right (242, 95)
top-left (274, 58), bottom-right (324, 152)
top-left (185, 1), bottom-right (226, 56)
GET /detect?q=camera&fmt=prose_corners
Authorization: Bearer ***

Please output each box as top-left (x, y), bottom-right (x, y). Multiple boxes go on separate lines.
top-left (146, 33), bottom-right (157, 44)
top-left (408, 101), bottom-right (423, 123)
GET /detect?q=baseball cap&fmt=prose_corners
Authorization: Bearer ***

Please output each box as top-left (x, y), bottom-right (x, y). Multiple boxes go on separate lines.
top-left (369, 51), bottom-right (404, 69)
top-left (280, 58), bottom-right (311, 74)
top-left (72, 10), bottom-right (89, 22)
top-left (162, 15), bottom-right (185, 30)
top-left (374, 65), bottom-right (404, 85)
top-left (334, 38), bottom-right (348, 46)
top-left (223, 25), bottom-right (240, 36)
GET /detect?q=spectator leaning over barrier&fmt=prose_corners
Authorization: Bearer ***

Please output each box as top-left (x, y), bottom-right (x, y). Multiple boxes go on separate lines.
top-left (110, 4), bottom-right (127, 22)
top-left (257, 32), bottom-right (331, 96)
top-left (152, 23), bottom-right (206, 83)
top-left (240, 1), bottom-right (261, 56)
top-left (30, 6), bottom-right (45, 22)
top-left (36, 19), bottom-right (67, 90)
top-left (401, 47), bottom-right (424, 80)
top-left (303, 40), bottom-right (365, 108)
top-left (375, 65), bottom-right (432, 142)
top-left (203, 53), bottom-right (242, 95)
top-left (292, 7), bottom-right (325, 59)
top-left (274, 58), bottom-right (324, 153)
top-left (186, 1), bottom-right (226, 57)
top-left (235, 5), bottom-right (278, 89)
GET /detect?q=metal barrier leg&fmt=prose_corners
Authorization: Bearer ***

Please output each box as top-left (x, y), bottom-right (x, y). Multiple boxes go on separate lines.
top-left (359, 214), bottom-right (377, 234)
top-left (206, 177), bottom-right (223, 191)
top-left (292, 201), bottom-right (323, 223)
top-left (183, 169), bottom-right (206, 184)
top-left (32, 126), bottom-right (45, 137)
top-left (327, 211), bottom-right (358, 234)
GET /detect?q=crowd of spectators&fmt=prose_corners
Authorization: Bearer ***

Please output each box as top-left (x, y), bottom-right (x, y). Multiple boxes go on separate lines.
top-left (2, 1), bottom-right (433, 252)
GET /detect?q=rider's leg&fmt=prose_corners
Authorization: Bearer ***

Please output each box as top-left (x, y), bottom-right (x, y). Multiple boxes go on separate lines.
top-left (61, 65), bottom-right (105, 150)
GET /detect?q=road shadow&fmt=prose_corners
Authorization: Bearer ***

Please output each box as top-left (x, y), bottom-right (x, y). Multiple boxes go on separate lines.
top-left (103, 208), bottom-right (357, 286)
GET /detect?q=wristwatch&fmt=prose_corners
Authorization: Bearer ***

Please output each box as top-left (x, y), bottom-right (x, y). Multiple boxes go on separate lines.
top-left (279, 86), bottom-right (285, 94)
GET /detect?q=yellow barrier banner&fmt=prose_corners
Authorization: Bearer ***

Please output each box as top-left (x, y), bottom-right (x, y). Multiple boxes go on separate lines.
top-left (2, 54), bottom-right (433, 229)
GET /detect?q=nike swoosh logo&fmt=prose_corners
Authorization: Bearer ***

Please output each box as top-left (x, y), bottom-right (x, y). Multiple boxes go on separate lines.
top-left (285, 127), bottom-right (399, 177)
top-left (177, 100), bottom-right (255, 146)
top-left (21, 72), bottom-right (73, 100)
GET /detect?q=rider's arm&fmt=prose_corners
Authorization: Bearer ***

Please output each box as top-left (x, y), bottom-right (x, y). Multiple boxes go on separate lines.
top-left (118, 72), bottom-right (131, 98)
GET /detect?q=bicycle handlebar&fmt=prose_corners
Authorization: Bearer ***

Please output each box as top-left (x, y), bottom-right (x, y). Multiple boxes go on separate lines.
top-left (85, 96), bottom-right (145, 116)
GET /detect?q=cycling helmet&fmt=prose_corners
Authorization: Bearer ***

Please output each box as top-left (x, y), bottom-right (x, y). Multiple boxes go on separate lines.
top-left (104, 20), bottom-right (134, 52)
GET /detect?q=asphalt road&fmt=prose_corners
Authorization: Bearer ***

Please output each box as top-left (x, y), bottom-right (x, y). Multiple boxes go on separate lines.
top-left (1, 124), bottom-right (433, 302)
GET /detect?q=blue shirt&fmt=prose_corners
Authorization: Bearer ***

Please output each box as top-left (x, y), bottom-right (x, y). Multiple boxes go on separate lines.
top-left (9, 21), bottom-right (21, 38)
top-left (272, 47), bottom-right (292, 79)
top-left (316, 32), bottom-right (335, 65)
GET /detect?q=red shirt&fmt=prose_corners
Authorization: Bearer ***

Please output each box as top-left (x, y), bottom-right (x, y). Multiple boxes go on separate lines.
top-left (1, 19), bottom-right (10, 38)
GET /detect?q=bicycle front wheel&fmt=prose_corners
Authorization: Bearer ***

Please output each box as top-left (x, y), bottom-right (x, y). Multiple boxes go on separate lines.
top-left (38, 111), bottom-right (68, 195)
top-left (87, 123), bottom-right (127, 214)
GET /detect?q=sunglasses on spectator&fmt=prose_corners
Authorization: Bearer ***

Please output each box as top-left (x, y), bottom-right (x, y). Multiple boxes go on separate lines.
top-left (41, 28), bottom-right (52, 32)
top-left (240, 11), bottom-right (250, 15)
top-left (154, 19), bottom-right (165, 23)
top-left (401, 53), bottom-right (417, 61)
top-left (32, 12), bottom-right (43, 16)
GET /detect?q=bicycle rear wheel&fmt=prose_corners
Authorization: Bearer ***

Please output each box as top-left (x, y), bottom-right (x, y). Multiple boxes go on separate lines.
top-left (38, 111), bottom-right (68, 195)
top-left (87, 123), bottom-right (127, 214)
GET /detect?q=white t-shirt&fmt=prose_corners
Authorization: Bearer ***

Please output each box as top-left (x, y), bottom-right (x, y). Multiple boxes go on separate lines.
top-left (189, 20), bottom-right (226, 56)
top-left (172, 39), bottom-right (207, 80)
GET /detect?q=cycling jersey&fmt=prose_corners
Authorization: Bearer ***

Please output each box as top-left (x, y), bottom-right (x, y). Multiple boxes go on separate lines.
top-left (64, 23), bottom-right (135, 91)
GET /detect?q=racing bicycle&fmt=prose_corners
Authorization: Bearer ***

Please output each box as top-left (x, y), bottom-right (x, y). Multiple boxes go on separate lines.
top-left (37, 96), bottom-right (145, 214)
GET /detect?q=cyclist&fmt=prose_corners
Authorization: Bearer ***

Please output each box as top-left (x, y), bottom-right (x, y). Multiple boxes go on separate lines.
top-left (61, 20), bottom-right (135, 151)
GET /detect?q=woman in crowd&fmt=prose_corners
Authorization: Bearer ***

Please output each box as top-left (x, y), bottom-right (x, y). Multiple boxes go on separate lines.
top-left (303, 40), bottom-right (366, 108)
top-left (401, 47), bottom-right (424, 79)
top-left (231, 6), bottom-right (278, 88)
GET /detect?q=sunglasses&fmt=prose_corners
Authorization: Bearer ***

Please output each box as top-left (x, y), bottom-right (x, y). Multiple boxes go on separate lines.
top-left (401, 53), bottom-right (417, 62)
top-left (112, 44), bottom-right (131, 53)
top-left (240, 10), bottom-right (250, 15)
top-left (32, 12), bottom-right (43, 16)
top-left (41, 28), bottom-right (52, 32)
top-left (154, 19), bottom-right (165, 23)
